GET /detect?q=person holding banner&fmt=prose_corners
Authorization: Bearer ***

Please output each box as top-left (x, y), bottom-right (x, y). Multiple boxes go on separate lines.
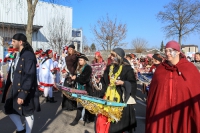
top-left (96, 48), bottom-right (137, 133)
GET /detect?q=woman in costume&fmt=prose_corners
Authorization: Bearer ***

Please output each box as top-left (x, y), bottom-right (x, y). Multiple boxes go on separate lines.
top-left (62, 44), bottom-right (79, 111)
top-left (58, 46), bottom-right (68, 84)
top-left (91, 51), bottom-right (104, 64)
top-left (52, 52), bottom-right (60, 85)
top-left (142, 53), bottom-right (163, 95)
top-left (146, 41), bottom-right (200, 133)
top-left (38, 49), bottom-right (56, 103)
top-left (96, 48), bottom-right (137, 133)
top-left (90, 51), bottom-right (106, 98)
top-left (69, 54), bottom-right (93, 126)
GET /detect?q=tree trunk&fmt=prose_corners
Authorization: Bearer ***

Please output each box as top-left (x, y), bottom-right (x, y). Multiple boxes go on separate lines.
top-left (179, 35), bottom-right (182, 46)
top-left (26, 0), bottom-right (38, 46)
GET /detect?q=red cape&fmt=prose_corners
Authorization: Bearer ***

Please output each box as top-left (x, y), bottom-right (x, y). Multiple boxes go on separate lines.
top-left (146, 58), bottom-right (200, 133)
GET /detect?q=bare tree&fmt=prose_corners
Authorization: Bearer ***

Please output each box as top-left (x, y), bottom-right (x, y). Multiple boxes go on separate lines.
top-left (46, 17), bottom-right (73, 54)
top-left (92, 14), bottom-right (127, 51)
top-left (157, 0), bottom-right (200, 45)
top-left (82, 35), bottom-right (90, 53)
top-left (132, 38), bottom-right (148, 53)
top-left (26, 0), bottom-right (39, 45)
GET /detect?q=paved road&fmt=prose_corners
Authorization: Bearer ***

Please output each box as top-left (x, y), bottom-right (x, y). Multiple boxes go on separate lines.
top-left (0, 82), bottom-right (147, 133)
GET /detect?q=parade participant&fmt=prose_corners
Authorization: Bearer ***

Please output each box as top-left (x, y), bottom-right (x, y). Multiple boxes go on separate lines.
top-left (62, 44), bottom-right (79, 111)
top-left (106, 54), bottom-right (112, 66)
top-left (69, 54), bottom-right (93, 126)
top-left (58, 46), bottom-right (68, 85)
top-left (38, 49), bottom-right (57, 103)
top-left (146, 41), bottom-right (200, 133)
top-left (91, 51), bottom-right (104, 64)
top-left (35, 50), bottom-right (41, 85)
top-left (1, 33), bottom-right (40, 133)
top-left (52, 52), bottom-right (60, 91)
top-left (96, 48), bottom-right (137, 133)
top-left (0, 69), bottom-right (3, 94)
top-left (0, 59), bottom-right (2, 69)
top-left (90, 51), bottom-right (106, 97)
top-left (125, 54), bottom-right (134, 69)
top-left (149, 53), bottom-right (163, 73)
top-left (3, 46), bottom-right (17, 72)
top-left (53, 52), bottom-right (60, 83)
top-left (191, 52), bottom-right (200, 71)
top-left (142, 53), bottom-right (163, 95)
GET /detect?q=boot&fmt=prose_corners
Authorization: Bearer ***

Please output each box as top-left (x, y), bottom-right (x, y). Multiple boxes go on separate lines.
top-left (45, 97), bottom-right (49, 102)
top-left (16, 129), bottom-right (26, 133)
top-left (70, 108), bottom-right (82, 126)
top-left (49, 97), bottom-right (57, 103)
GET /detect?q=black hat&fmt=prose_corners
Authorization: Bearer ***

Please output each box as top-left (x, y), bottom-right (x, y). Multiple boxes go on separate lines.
top-left (68, 44), bottom-right (75, 49)
top-left (12, 33), bottom-right (27, 42)
top-left (126, 54), bottom-right (132, 58)
top-left (152, 54), bottom-right (162, 62)
top-left (78, 54), bottom-right (89, 61)
top-left (113, 48), bottom-right (125, 58)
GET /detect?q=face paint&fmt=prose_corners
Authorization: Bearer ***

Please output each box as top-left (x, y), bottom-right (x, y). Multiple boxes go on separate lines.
top-left (165, 48), bottom-right (177, 57)
top-left (171, 50), bottom-right (177, 58)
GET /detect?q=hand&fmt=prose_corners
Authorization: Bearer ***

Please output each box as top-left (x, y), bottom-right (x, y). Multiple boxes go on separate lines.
top-left (71, 75), bottom-right (76, 80)
top-left (62, 53), bottom-right (66, 57)
top-left (95, 78), bottom-right (100, 83)
top-left (1, 78), bottom-right (3, 82)
top-left (115, 80), bottom-right (124, 86)
top-left (17, 98), bottom-right (24, 105)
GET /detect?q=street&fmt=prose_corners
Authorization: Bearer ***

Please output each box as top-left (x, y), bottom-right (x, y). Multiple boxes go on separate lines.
top-left (0, 82), bottom-right (146, 133)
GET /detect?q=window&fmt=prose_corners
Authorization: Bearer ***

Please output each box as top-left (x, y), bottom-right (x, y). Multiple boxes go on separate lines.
top-left (76, 31), bottom-right (81, 37)
top-left (72, 30), bottom-right (76, 37)
top-left (72, 30), bottom-right (81, 37)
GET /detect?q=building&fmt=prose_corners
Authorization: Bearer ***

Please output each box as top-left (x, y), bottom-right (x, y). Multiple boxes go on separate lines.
top-left (181, 45), bottom-right (198, 53)
top-left (0, 0), bottom-right (83, 59)
top-left (181, 45), bottom-right (198, 58)
top-left (72, 29), bottom-right (83, 52)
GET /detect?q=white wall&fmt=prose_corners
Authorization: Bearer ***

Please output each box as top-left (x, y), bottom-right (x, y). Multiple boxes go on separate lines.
top-left (0, 0), bottom-right (73, 53)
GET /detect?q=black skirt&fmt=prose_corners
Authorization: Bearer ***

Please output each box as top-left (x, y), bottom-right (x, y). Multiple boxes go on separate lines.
top-left (109, 104), bottom-right (137, 133)
top-left (61, 79), bottom-right (77, 110)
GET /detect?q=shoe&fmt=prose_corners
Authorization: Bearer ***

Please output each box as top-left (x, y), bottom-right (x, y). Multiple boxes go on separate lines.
top-left (16, 129), bottom-right (26, 133)
top-left (45, 97), bottom-right (49, 102)
top-left (49, 97), bottom-right (57, 103)
top-left (70, 120), bottom-right (78, 126)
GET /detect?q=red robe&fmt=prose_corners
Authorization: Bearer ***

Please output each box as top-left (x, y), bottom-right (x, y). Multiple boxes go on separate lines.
top-left (146, 58), bottom-right (200, 133)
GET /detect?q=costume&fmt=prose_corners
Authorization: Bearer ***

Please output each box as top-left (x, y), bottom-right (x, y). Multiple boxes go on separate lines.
top-left (53, 53), bottom-right (60, 84)
top-left (1, 36), bottom-right (41, 133)
top-left (191, 60), bottom-right (200, 71)
top-left (90, 52), bottom-right (106, 98)
top-left (95, 48), bottom-right (137, 133)
top-left (2, 48), bottom-right (40, 115)
top-left (38, 53), bottom-right (56, 102)
top-left (62, 53), bottom-right (78, 110)
top-left (146, 41), bottom-right (200, 133)
top-left (70, 63), bottom-right (94, 126)
top-left (146, 58), bottom-right (200, 133)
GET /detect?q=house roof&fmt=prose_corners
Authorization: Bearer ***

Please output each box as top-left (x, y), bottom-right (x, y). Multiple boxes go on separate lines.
top-left (0, 22), bottom-right (43, 31)
top-left (181, 45), bottom-right (198, 48)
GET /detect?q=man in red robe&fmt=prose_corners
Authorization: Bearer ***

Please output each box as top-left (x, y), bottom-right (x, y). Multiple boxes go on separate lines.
top-left (146, 40), bottom-right (200, 133)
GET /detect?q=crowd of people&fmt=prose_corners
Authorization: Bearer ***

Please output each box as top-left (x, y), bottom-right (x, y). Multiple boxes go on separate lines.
top-left (0, 33), bottom-right (200, 133)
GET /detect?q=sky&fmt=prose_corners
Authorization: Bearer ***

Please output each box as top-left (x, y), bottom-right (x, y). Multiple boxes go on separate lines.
top-left (49, 0), bottom-right (200, 50)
